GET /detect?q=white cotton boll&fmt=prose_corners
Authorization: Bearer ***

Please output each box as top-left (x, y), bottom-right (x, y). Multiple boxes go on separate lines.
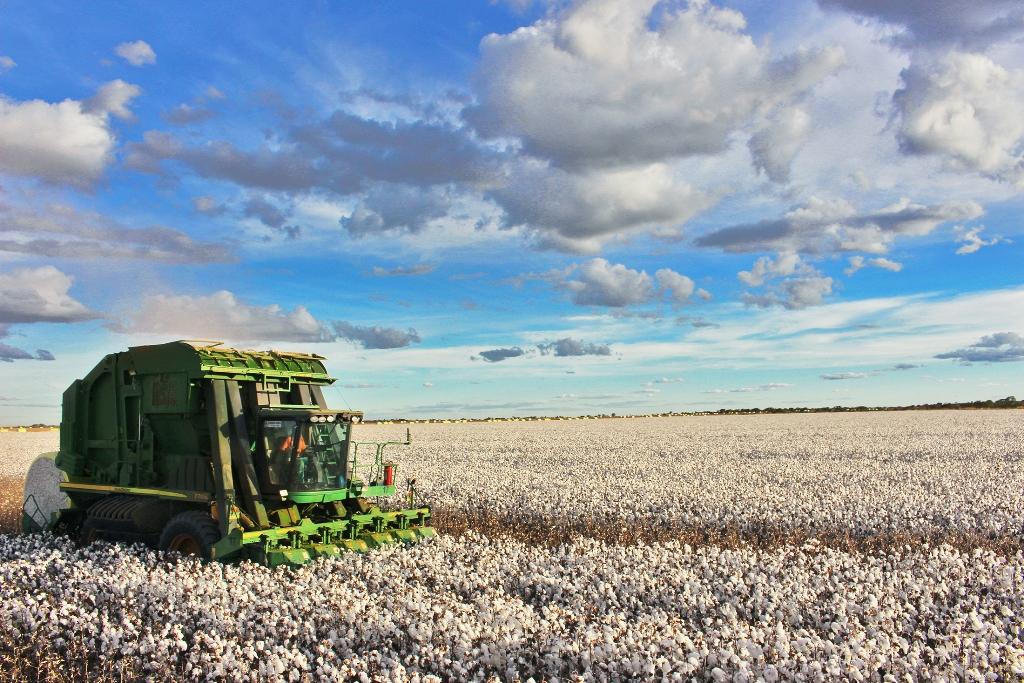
top-left (2, 414), bottom-right (1024, 680)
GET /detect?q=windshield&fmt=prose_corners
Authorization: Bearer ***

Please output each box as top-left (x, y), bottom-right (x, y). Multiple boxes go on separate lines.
top-left (262, 419), bottom-right (349, 492)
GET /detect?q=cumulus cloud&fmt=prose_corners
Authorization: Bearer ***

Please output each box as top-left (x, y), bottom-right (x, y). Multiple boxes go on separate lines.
top-left (331, 321), bottom-right (421, 350)
top-left (0, 323), bottom-right (59, 363)
top-left (0, 266), bottom-right (98, 324)
top-left (954, 225), bottom-right (1007, 255)
top-left (243, 196), bottom-right (300, 239)
top-left (83, 80), bottom-right (141, 121)
top-left (469, 0), bottom-right (843, 170)
top-left (462, 0), bottom-right (846, 250)
top-left (129, 112), bottom-right (501, 198)
top-left (844, 255), bottom-right (903, 275)
top-left (546, 258), bottom-right (701, 307)
top-left (744, 274), bottom-right (834, 310)
top-left (243, 196), bottom-right (287, 229)
top-left (738, 252), bottom-right (801, 286)
top-left (821, 371), bottom-right (868, 380)
top-left (697, 196), bottom-right (982, 255)
top-left (0, 344), bottom-right (33, 363)
top-left (818, 0), bottom-right (1024, 49)
top-left (935, 332), bottom-right (1024, 363)
top-left (113, 290), bottom-right (421, 349)
top-left (654, 269), bottom-right (696, 304)
top-left (893, 52), bottom-right (1024, 186)
top-left (371, 264), bottom-right (435, 277)
top-left (737, 253), bottom-right (833, 310)
top-left (475, 338), bottom-right (612, 361)
top-left (0, 202), bottom-right (233, 263)
top-left (491, 161), bottom-right (717, 253)
top-left (341, 185), bottom-right (452, 237)
top-left (115, 40), bottom-right (156, 67)
top-left (556, 259), bottom-right (655, 307)
top-left (748, 108), bottom-right (811, 183)
top-left (0, 81), bottom-right (140, 186)
top-left (477, 347), bottom-right (527, 363)
top-left (537, 338), bottom-right (611, 357)
top-left (0, 344), bottom-right (55, 363)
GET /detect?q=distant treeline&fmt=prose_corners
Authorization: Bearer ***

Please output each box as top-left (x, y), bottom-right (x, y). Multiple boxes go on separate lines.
top-left (4, 397), bottom-right (1020, 429)
top-left (706, 396), bottom-right (1022, 415)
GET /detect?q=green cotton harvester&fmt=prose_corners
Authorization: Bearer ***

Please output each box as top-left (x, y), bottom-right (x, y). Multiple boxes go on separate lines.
top-left (21, 340), bottom-right (433, 566)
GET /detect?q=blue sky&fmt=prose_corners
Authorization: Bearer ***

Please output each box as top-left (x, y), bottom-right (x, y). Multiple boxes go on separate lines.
top-left (1, 0), bottom-right (1023, 423)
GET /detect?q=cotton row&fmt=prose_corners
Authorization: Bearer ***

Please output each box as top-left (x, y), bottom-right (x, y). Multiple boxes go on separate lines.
top-left (1, 533), bottom-right (1021, 681)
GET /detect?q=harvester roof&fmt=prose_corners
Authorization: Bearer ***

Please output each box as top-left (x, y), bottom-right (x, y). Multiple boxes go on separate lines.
top-left (124, 340), bottom-right (336, 384)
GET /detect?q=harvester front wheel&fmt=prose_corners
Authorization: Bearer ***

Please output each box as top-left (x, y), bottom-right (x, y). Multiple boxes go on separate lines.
top-left (159, 511), bottom-right (220, 560)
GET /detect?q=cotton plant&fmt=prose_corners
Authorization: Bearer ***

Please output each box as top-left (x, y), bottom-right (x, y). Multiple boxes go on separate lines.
top-left (0, 411), bottom-right (1021, 680)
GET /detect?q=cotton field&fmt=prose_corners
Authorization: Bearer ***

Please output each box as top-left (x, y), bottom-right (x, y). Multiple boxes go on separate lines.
top-left (1, 411), bottom-right (1023, 681)
top-left (373, 410), bottom-right (1024, 548)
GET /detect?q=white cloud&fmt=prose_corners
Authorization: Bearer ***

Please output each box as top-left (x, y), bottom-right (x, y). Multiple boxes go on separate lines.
top-left (748, 108), bottom-right (811, 183)
top-left (935, 332), bottom-right (1024, 363)
top-left (0, 81), bottom-right (139, 186)
top-left (737, 253), bottom-right (834, 310)
top-left (818, 0), bottom-right (1024, 49)
top-left (545, 258), bottom-right (701, 307)
top-left (738, 252), bottom-right (801, 286)
top-left (114, 290), bottom-right (420, 349)
top-left (0, 266), bottom-right (98, 324)
top-left (894, 52), bottom-right (1024, 186)
top-left (115, 40), bottom-right (156, 67)
top-left (561, 259), bottom-right (654, 307)
top-left (707, 382), bottom-right (793, 393)
top-left (744, 273), bottom-right (834, 310)
top-left (0, 201), bottom-right (231, 263)
top-left (470, 0), bottom-right (843, 172)
top-left (870, 257), bottom-right (903, 272)
top-left (0, 56), bottom-right (15, 71)
top-left (655, 269), bottom-right (696, 304)
top-left (83, 79), bottom-right (141, 121)
top-left (537, 338), bottom-right (611, 357)
top-left (821, 371), bottom-right (868, 380)
top-left (698, 196), bottom-right (983, 255)
top-left (492, 161), bottom-right (716, 253)
top-left (341, 185), bottom-right (453, 238)
top-left (954, 225), bottom-right (1008, 255)
top-left (844, 255), bottom-right (903, 275)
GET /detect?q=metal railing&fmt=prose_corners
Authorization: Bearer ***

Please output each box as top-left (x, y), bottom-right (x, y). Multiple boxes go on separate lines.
top-left (349, 428), bottom-right (411, 486)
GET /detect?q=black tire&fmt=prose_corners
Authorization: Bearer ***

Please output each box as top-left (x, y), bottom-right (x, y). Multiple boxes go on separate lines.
top-left (158, 510), bottom-right (221, 560)
top-left (78, 517), bottom-right (100, 546)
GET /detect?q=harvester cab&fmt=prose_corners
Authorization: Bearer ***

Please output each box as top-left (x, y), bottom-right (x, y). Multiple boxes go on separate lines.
top-left (21, 341), bottom-right (433, 567)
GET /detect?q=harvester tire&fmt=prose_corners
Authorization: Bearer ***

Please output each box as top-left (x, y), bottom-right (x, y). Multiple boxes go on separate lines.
top-left (159, 511), bottom-right (220, 560)
top-left (78, 517), bottom-right (100, 546)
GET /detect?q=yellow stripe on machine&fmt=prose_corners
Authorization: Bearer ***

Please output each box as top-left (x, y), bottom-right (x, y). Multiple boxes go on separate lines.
top-left (59, 482), bottom-right (211, 502)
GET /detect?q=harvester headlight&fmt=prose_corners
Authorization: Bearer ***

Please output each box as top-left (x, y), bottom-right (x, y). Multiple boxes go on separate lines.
top-left (311, 415), bottom-right (326, 423)
top-left (351, 415), bottom-right (361, 424)
top-left (326, 415), bottom-right (336, 422)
